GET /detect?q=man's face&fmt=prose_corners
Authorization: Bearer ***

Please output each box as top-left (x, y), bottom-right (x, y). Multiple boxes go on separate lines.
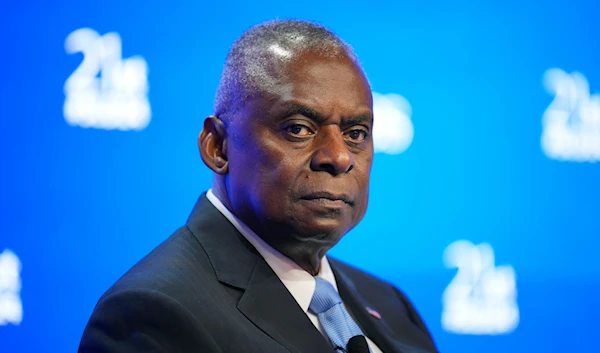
top-left (225, 51), bottom-right (373, 250)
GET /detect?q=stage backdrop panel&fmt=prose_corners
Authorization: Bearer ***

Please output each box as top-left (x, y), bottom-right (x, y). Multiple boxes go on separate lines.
top-left (1, 0), bottom-right (598, 352)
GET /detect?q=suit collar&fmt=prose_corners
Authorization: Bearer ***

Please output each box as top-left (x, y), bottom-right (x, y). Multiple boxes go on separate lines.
top-left (186, 193), bottom-right (259, 289)
top-left (186, 194), bottom-right (332, 352)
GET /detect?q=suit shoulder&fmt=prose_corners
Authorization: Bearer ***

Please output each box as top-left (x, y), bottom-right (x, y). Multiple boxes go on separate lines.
top-left (80, 285), bottom-right (223, 352)
top-left (101, 225), bottom-right (216, 300)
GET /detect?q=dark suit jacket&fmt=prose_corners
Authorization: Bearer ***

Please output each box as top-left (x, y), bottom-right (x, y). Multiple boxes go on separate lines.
top-left (79, 194), bottom-right (438, 353)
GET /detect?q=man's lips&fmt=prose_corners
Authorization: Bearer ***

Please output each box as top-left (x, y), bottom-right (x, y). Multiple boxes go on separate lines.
top-left (300, 192), bottom-right (354, 205)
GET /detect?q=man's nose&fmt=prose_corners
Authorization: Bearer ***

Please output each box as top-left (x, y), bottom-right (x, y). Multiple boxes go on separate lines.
top-left (310, 126), bottom-right (355, 175)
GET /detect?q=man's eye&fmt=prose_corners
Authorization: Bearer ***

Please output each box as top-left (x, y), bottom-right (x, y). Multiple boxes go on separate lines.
top-left (345, 129), bottom-right (368, 143)
top-left (285, 124), bottom-right (313, 136)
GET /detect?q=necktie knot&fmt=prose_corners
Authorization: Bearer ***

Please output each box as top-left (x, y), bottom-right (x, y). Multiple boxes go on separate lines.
top-left (309, 277), bottom-right (342, 314)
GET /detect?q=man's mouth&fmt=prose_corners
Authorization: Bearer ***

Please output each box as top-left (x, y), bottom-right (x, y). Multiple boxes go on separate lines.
top-left (301, 192), bottom-right (354, 205)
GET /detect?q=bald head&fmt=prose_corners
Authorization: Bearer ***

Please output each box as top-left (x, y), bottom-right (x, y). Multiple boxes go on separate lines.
top-left (214, 20), bottom-right (360, 121)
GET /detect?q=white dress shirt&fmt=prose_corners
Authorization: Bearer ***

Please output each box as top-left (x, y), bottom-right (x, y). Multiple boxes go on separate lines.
top-left (206, 189), bottom-right (382, 353)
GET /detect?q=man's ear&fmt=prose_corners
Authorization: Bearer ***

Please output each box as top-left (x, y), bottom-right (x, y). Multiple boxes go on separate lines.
top-left (199, 116), bottom-right (229, 174)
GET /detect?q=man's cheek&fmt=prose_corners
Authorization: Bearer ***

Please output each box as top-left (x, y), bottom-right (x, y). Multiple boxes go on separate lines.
top-left (260, 149), bottom-right (295, 180)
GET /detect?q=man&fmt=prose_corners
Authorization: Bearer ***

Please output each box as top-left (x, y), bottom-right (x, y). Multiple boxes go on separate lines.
top-left (79, 20), bottom-right (437, 353)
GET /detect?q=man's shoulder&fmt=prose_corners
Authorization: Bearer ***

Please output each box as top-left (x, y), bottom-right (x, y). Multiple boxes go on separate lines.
top-left (101, 225), bottom-right (215, 300)
top-left (79, 225), bottom-right (230, 352)
top-left (95, 194), bottom-right (249, 306)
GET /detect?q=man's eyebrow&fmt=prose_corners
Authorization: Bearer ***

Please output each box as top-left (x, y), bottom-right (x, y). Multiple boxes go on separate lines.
top-left (280, 102), bottom-right (326, 122)
top-left (343, 115), bottom-right (373, 128)
top-left (280, 102), bottom-right (373, 126)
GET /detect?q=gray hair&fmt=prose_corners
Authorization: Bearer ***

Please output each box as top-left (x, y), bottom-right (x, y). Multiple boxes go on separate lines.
top-left (214, 20), bottom-right (358, 120)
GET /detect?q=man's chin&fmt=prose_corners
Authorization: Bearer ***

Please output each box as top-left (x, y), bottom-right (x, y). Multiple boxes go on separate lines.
top-left (293, 219), bottom-right (351, 244)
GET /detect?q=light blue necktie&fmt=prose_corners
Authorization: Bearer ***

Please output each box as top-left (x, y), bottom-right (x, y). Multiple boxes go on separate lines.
top-left (309, 277), bottom-right (370, 352)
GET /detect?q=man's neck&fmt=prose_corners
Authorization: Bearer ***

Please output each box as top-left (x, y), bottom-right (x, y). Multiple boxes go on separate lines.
top-left (209, 184), bottom-right (328, 275)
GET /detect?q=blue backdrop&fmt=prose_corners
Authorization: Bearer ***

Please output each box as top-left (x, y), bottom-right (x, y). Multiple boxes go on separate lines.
top-left (1, 0), bottom-right (599, 352)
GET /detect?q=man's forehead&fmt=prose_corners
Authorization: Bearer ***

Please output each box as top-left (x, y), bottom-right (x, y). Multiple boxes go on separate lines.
top-left (260, 50), bottom-right (370, 94)
top-left (214, 20), bottom-right (362, 119)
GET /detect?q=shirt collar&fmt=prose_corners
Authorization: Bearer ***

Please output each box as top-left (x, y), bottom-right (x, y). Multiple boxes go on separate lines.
top-left (206, 189), bottom-right (339, 313)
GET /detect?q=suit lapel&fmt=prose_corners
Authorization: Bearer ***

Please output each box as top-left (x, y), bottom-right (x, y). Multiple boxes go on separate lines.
top-left (331, 260), bottom-right (435, 353)
top-left (332, 263), bottom-right (399, 353)
top-left (238, 259), bottom-right (333, 353)
top-left (186, 195), bottom-right (331, 353)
